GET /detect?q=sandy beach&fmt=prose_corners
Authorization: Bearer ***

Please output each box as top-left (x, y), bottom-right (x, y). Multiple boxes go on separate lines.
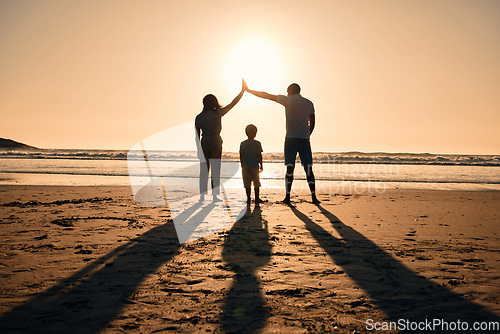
top-left (0, 185), bottom-right (499, 333)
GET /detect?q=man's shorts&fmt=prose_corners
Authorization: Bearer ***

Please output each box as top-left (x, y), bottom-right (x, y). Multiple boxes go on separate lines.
top-left (242, 165), bottom-right (261, 188)
top-left (284, 138), bottom-right (313, 167)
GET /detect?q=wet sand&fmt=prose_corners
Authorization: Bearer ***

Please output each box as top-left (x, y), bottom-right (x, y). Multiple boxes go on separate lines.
top-left (0, 185), bottom-right (498, 333)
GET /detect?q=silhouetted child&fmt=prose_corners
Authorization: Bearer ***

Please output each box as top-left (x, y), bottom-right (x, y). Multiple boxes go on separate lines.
top-left (239, 124), bottom-right (264, 204)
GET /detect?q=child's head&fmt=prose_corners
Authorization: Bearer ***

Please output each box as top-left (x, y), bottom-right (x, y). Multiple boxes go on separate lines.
top-left (245, 124), bottom-right (258, 139)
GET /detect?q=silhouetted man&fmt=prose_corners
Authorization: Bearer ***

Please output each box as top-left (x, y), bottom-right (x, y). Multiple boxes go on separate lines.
top-left (245, 82), bottom-right (320, 204)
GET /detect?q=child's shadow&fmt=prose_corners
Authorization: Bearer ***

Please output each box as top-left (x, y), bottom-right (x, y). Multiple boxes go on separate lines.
top-left (221, 204), bottom-right (271, 333)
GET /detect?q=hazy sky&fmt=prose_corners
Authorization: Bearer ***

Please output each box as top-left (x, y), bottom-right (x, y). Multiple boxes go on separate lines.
top-left (1, 0), bottom-right (499, 154)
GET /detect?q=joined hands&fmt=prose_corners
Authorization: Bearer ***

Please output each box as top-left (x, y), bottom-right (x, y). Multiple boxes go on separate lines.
top-left (242, 78), bottom-right (248, 92)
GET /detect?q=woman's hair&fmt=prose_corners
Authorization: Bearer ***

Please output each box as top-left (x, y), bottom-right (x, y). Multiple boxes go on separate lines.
top-left (202, 94), bottom-right (221, 111)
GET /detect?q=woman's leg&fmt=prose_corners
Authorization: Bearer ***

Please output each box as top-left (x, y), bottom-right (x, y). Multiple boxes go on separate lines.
top-left (211, 137), bottom-right (223, 197)
top-left (211, 158), bottom-right (221, 196)
top-left (199, 141), bottom-right (210, 196)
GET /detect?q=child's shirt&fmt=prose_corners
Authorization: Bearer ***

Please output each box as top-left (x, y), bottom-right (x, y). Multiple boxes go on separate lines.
top-left (239, 139), bottom-right (263, 169)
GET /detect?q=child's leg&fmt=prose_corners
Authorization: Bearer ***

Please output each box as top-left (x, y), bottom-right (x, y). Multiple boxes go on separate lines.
top-left (255, 187), bottom-right (260, 201)
top-left (254, 187), bottom-right (267, 203)
top-left (242, 165), bottom-right (252, 203)
top-left (245, 187), bottom-right (251, 202)
top-left (254, 169), bottom-right (263, 202)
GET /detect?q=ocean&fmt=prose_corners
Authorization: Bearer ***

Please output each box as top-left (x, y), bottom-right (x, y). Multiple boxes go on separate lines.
top-left (0, 149), bottom-right (499, 191)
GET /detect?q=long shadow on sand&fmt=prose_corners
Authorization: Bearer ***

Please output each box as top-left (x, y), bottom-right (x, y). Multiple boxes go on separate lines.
top-left (0, 201), bottom-right (216, 334)
top-left (290, 204), bottom-right (499, 328)
top-left (222, 204), bottom-right (271, 333)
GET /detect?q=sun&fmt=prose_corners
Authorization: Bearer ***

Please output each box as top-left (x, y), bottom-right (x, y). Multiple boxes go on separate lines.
top-left (224, 39), bottom-right (285, 92)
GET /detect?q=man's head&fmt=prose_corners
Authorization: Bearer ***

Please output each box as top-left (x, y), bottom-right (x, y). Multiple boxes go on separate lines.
top-left (245, 124), bottom-right (258, 139)
top-left (287, 83), bottom-right (301, 96)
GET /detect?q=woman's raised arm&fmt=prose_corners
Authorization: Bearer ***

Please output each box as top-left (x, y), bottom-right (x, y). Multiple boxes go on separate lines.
top-left (218, 79), bottom-right (246, 116)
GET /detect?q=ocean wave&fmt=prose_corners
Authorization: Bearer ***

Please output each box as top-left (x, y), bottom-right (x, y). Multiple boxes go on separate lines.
top-left (1, 150), bottom-right (499, 166)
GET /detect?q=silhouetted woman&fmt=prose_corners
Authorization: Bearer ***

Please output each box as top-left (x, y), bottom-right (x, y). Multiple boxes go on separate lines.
top-left (195, 79), bottom-right (246, 202)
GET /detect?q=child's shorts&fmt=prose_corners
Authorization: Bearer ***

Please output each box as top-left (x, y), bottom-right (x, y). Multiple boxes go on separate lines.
top-left (242, 165), bottom-right (261, 188)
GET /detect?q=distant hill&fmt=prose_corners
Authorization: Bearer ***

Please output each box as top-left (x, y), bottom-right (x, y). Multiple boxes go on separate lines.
top-left (0, 138), bottom-right (39, 150)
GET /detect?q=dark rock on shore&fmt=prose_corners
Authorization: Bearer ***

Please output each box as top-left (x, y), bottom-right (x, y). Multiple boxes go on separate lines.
top-left (0, 138), bottom-right (39, 150)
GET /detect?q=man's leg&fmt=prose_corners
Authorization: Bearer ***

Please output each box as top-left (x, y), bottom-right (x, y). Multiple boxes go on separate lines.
top-left (304, 164), bottom-right (320, 204)
top-left (298, 139), bottom-right (320, 204)
top-left (283, 138), bottom-right (298, 204)
top-left (284, 164), bottom-right (294, 204)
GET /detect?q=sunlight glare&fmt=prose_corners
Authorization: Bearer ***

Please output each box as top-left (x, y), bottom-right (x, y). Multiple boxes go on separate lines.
top-left (224, 40), bottom-right (285, 92)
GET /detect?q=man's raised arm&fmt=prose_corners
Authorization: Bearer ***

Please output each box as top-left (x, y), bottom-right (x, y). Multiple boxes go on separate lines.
top-left (244, 80), bottom-right (278, 102)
